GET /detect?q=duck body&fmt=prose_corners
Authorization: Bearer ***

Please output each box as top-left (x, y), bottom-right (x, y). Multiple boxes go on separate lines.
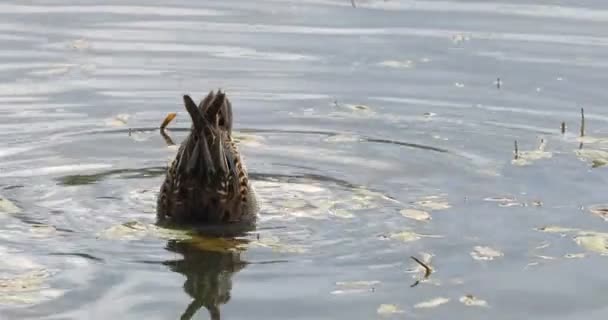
top-left (157, 90), bottom-right (258, 225)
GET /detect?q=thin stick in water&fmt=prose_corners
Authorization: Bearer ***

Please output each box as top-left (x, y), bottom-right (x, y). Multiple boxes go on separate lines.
top-left (561, 122), bottom-right (566, 134)
top-left (514, 140), bottom-right (519, 160)
top-left (410, 256), bottom-right (432, 288)
top-left (580, 107), bottom-right (585, 137)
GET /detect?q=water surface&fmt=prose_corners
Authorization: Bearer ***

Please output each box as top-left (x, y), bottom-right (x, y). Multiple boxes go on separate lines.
top-left (1, 0), bottom-right (608, 319)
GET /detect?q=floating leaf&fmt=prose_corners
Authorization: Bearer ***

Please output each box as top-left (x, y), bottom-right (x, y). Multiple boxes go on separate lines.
top-left (459, 295), bottom-right (488, 307)
top-left (414, 297), bottom-right (450, 309)
top-left (400, 209), bottom-right (431, 221)
top-left (471, 246), bottom-right (503, 261)
top-left (0, 197), bottom-right (21, 214)
top-left (377, 304), bottom-right (404, 316)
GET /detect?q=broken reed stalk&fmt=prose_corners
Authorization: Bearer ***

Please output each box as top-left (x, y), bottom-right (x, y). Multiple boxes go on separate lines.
top-left (580, 107), bottom-right (585, 137)
top-left (409, 256), bottom-right (432, 288)
top-left (514, 140), bottom-right (519, 160)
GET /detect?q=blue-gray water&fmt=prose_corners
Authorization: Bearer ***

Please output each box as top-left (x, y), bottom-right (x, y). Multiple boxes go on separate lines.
top-left (1, 0), bottom-right (608, 319)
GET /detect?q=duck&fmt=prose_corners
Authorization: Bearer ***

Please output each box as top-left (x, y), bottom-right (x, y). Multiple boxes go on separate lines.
top-left (156, 90), bottom-right (258, 225)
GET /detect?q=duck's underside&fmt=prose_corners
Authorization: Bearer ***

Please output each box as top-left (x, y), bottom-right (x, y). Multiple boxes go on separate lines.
top-left (157, 90), bottom-right (258, 225)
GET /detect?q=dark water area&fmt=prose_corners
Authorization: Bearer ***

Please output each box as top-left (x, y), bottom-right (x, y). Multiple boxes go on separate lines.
top-left (1, 0), bottom-right (608, 319)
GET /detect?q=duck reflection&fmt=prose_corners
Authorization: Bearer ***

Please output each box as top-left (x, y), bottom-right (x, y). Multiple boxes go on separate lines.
top-left (163, 236), bottom-right (249, 320)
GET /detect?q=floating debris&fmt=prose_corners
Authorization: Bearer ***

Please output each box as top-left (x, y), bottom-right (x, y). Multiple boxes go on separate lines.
top-left (378, 60), bottom-right (414, 69)
top-left (511, 139), bottom-right (552, 166)
top-left (0, 197), bottom-right (21, 214)
top-left (410, 255), bottom-right (433, 287)
top-left (189, 236), bottom-right (249, 253)
top-left (250, 236), bottom-right (309, 254)
top-left (377, 304), bottom-right (404, 316)
top-left (160, 112), bottom-right (177, 130)
top-left (331, 280), bottom-right (379, 295)
top-left (574, 234), bottom-right (608, 254)
top-left (389, 231), bottom-right (442, 243)
top-left (400, 209), bottom-right (431, 221)
top-left (451, 33), bottom-right (471, 44)
top-left (414, 297), bottom-right (450, 309)
top-left (0, 269), bottom-right (62, 305)
top-left (575, 149), bottom-right (608, 168)
top-left (534, 255), bottom-right (556, 260)
top-left (536, 225), bottom-right (580, 234)
top-left (415, 196), bottom-right (451, 211)
top-left (459, 294), bottom-right (489, 307)
top-left (589, 205), bottom-right (608, 221)
top-left (106, 114), bottom-right (130, 127)
top-left (564, 253), bottom-right (586, 259)
top-left (97, 221), bottom-right (189, 241)
top-left (29, 224), bottom-right (57, 238)
top-left (389, 231), bottom-right (421, 242)
top-left (69, 39), bottom-right (91, 51)
top-left (470, 246), bottom-right (503, 261)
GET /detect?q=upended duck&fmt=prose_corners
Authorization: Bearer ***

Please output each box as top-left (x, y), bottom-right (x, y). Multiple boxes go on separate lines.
top-left (157, 90), bottom-right (258, 225)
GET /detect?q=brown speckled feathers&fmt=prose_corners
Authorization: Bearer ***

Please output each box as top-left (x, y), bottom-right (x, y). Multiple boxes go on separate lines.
top-left (157, 90), bottom-right (258, 225)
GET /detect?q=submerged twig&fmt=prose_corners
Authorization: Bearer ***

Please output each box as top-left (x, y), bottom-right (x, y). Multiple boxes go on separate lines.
top-left (580, 107), bottom-right (585, 137)
top-left (514, 140), bottom-right (519, 160)
top-left (410, 256), bottom-right (432, 288)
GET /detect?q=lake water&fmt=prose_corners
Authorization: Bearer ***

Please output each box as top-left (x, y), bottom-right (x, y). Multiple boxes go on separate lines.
top-left (1, 0), bottom-right (608, 319)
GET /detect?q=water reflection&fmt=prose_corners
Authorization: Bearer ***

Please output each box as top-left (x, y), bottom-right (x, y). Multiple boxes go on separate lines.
top-left (163, 238), bottom-right (248, 320)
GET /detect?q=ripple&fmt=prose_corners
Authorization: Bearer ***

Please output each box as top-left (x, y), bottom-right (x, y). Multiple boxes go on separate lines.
top-left (0, 3), bottom-right (226, 17)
